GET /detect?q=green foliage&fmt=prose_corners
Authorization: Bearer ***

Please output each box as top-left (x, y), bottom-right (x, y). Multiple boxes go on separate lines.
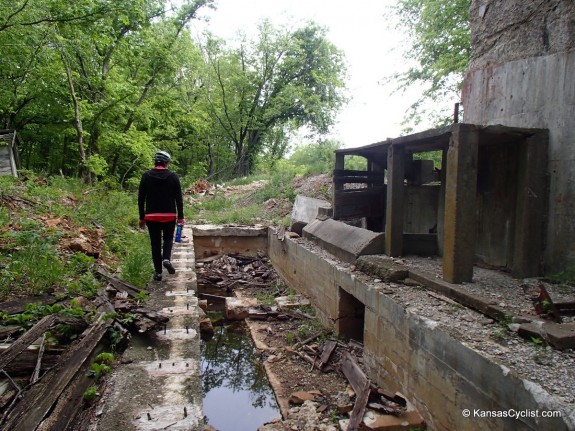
top-left (95, 352), bottom-right (115, 365)
top-left (547, 265), bottom-right (575, 286)
top-left (289, 140), bottom-right (342, 175)
top-left (201, 20), bottom-right (347, 176)
top-left (120, 232), bottom-right (153, 288)
top-left (0, 218), bottom-right (66, 296)
top-left (83, 385), bottom-right (98, 402)
top-left (284, 331), bottom-right (296, 345)
top-left (254, 163), bottom-right (297, 203)
top-left (87, 362), bottom-right (111, 382)
top-left (414, 150), bottom-right (442, 169)
top-left (392, 0), bottom-right (471, 129)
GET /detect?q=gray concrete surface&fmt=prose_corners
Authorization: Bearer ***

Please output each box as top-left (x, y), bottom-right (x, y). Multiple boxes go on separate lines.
top-left (302, 218), bottom-right (384, 263)
top-left (463, 1), bottom-right (575, 274)
top-left (289, 194), bottom-right (331, 235)
top-left (93, 225), bottom-right (204, 431)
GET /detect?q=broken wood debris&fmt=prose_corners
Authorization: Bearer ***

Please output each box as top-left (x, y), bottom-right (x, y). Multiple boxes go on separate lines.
top-left (0, 274), bottom-right (170, 429)
top-left (196, 253), bottom-right (279, 295)
top-left (532, 284), bottom-right (575, 323)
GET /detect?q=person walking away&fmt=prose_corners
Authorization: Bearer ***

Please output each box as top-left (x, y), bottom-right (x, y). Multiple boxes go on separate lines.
top-left (138, 151), bottom-right (185, 281)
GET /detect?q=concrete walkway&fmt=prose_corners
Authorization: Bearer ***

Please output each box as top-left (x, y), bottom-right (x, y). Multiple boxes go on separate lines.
top-left (94, 224), bottom-right (204, 431)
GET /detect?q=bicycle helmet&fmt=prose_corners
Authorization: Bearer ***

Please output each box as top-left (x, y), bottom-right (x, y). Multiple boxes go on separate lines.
top-left (154, 150), bottom-right (171, 163)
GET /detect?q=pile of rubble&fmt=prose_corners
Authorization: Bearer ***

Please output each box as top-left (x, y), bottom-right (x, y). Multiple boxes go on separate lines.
top-left (196, 253), bottom-right (427, 430)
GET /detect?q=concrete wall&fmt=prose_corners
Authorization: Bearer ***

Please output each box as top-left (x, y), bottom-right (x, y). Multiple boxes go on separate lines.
top-left (463, 0), bottom-right (575, 273)
top-left (192, 225), bottom-right (268, 258)
top-left (268, 232), bottom-right (574, 431)
top-left (404, 185), bottom-right (439, 234)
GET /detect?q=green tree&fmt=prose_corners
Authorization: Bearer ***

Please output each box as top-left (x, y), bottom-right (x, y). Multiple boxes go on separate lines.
top-left (201, 20), bottom-right (347, 176)
top-left (392, 0), bottom-right (471, 129)
top-left (0, 0), bottom-right (214, 183)
top-left (289, 139), bottom-right (342, 175)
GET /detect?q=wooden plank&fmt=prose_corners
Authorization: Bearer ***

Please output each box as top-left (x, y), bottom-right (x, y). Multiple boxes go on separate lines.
top-left (0, 296), bottom-right (57, 315)
top-left (340, 351), bottom-right (370, 431)
top-left (0, 315), bottom-right (58, 369)
top-left (2, 317), bottom-right (108, 431)
top-left (318, 340), bottom-right (337, 370)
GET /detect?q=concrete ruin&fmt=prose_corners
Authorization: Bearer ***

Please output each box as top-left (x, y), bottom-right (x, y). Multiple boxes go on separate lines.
top-left (326, 0), bottom-right (575, 282)
top-left (462, 0), bottom-right (575, 275)
top-left (332, 124), bottom-right (548, 283)
top-left (191, 226), bottom-right (575, 431)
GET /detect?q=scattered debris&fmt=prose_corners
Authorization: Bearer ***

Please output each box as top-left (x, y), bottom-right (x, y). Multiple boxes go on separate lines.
top-left (0, 274), bottom-right (170, 428)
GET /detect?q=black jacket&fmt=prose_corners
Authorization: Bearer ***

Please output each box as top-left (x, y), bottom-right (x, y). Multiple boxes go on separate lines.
top-left (138, 168), bottom-right (184, 220)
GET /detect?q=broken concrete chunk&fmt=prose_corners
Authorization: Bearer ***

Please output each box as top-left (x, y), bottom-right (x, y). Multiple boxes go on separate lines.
top-left (355, 256), bottom-right (409, 282)
top-left (275, 295), bottom-right (311, 309)
top-left (289, 391), bottom-right (317, 405)
top-left (225, 297), bottom-right (260, 320)
top-left (361, 408), bottom-right (426, 431)
top-left (290, 194), bottom-right (331, 235)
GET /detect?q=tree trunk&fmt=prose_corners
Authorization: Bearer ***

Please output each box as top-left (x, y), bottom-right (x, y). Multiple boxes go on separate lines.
top-left (61, 52), bottom-right (91, 183)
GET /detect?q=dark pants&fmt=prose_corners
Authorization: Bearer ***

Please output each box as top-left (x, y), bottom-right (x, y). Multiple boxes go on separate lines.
top-left (146, 220), bottom-right (176, 274)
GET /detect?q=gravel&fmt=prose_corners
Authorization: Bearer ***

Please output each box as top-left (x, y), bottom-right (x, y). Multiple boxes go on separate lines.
top-left (294, 238), bottom-right (575, 407)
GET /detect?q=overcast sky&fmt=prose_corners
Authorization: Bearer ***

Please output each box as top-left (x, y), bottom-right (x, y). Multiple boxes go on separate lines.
top-left (189, 0), bottom-right (427, 149)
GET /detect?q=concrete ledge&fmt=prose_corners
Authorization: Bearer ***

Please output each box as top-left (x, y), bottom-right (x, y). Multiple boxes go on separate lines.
top-left (192, 224), bottom-right (268, 257)
top-left (408, 269), bottom-right (509, 322)
top-left (192, 224), bottom-right (268, 236)
top-left (302, 218), bottom-right (384, 263)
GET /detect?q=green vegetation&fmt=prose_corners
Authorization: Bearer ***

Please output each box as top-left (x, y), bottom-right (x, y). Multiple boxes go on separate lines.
top-left (0, 173), bottom-right (152, 301)
top-left (1, 1), bottom-right (347, 184)
top-left (83, 385), bottom-right (98, 403)
top-left (391, 0), bottom-right (471, 129)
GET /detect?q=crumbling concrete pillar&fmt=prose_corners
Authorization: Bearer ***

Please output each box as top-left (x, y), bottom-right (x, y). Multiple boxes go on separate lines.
top-left (512, 130), bottom-right (548, 277)
top-left (385, 144), bottom-right (405, 257)
top-left (443, 124), bottom-right (478, 283)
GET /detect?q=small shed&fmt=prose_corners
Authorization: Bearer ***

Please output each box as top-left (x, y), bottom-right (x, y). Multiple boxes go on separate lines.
top-left (0, 129), bottom-right (21, 177)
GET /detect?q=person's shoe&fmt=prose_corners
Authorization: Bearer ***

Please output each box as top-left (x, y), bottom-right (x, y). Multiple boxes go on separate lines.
top-left (163, 259), bottom-right (176, 274)
top-left (153, 273), bottom-right (162, 281)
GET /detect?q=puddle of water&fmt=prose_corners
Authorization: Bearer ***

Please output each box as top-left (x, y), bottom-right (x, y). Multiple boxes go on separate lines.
top-left (201, 323), bottom-right (281, 430)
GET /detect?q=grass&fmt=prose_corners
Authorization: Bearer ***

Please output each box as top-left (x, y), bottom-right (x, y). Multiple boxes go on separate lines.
top-left (0, 172), bottom-right (162, 299)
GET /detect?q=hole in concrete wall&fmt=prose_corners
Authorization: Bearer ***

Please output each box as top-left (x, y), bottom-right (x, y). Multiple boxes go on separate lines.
top-left (337, 287), bottom-right (365, 343)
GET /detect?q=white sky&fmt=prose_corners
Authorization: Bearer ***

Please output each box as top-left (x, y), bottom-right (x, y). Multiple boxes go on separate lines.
top-left (189, 0), bottom-right (429, 149)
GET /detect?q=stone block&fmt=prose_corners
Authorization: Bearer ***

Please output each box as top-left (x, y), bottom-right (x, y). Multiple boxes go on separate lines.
top-left (289, 194), bottom-right (331, 235)
top-left (356, 255), bottom-right (408, 282)
top-left (225, 297), bottom-right (259, 320)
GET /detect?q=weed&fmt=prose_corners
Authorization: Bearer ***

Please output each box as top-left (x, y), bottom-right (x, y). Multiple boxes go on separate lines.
top-left (285, 331), bottom-right (296, 345)
top-left (120, 232), bottom-right (153, 288)
top-left (547, 265), bottom-right (575, 286)
top-left (95, 352), bottom-right (114, 365)
top-left (255, 290), bottom-right (276, 305)
top-left (297, 323), bottom-right (312, 340)
top-left (87, 362), bottom-right (111, 381)
top-left (83, 385), bottom-right (98, 402)
top-left (134, 291), bottom-right (150, 303)
top-left (490, 329), bottom-right (506, 343)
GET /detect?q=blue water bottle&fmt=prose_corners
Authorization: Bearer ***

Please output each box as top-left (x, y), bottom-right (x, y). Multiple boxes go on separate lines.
top-left (175, 223), bottom-right (183, 242)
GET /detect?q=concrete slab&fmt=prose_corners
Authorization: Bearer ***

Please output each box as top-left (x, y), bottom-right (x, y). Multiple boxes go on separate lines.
top-left (289, 194), bottom-right (331, 235)
top-left (92, 224), bottom-right (204, 431)
top-left (355, 255), bottom-right (409, 282)
top-left (302, 218), bottom-right (384, 263)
